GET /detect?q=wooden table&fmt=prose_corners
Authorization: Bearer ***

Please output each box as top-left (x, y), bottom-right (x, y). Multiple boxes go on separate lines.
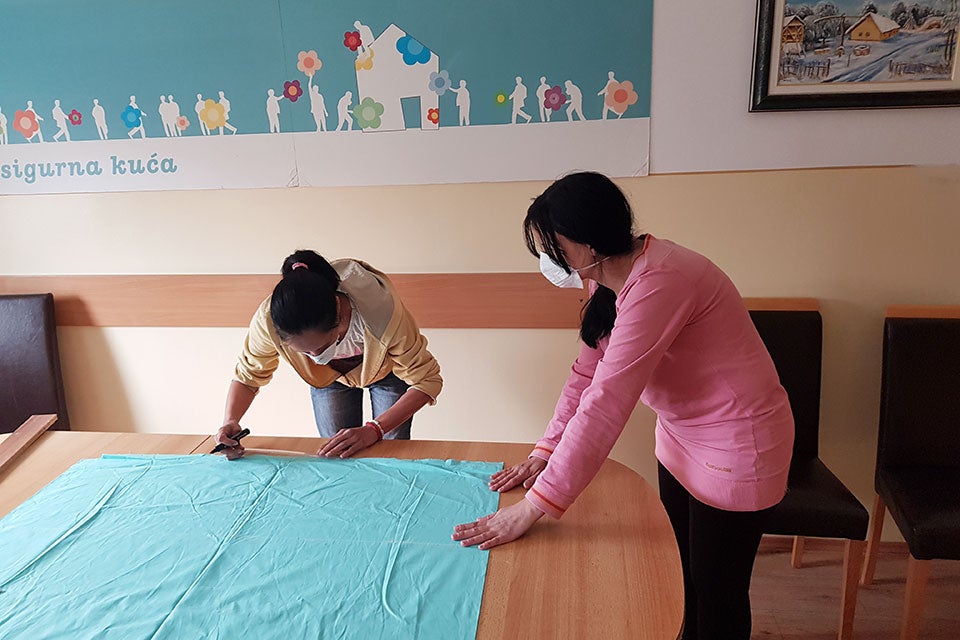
top-left (0, 431), bottom-right (684, 639)
top-left (0, 431), bottom-right (209, 518)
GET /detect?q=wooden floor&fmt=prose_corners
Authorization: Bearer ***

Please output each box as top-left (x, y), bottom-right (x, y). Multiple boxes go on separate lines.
top-left (751, 539), bottom-right (960, 639)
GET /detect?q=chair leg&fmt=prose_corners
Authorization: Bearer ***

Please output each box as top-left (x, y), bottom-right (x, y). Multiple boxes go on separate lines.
top-left (838, 539), bottom-right (866, 640)
top-left (900, 556), bottom-right (931, 640)
top-left (861, 494), bottom-right (886, 586)
top-left (791, 535), bottom-right (805, 568)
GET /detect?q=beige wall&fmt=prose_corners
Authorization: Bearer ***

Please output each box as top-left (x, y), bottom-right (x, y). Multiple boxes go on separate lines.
top-left (3, 165), bottom-right (959, 541)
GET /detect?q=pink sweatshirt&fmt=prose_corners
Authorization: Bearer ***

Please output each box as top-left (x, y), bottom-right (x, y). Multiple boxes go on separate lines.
top-left (526, 237), bottom-right (794, 518)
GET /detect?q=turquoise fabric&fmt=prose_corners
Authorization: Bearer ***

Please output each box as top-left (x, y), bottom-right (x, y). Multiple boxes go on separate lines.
top-left (0, 454), bottom-right (502, 639)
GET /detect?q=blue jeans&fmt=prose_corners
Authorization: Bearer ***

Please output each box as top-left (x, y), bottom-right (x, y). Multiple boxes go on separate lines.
top-left (310, 372), bottom-right (412, 439)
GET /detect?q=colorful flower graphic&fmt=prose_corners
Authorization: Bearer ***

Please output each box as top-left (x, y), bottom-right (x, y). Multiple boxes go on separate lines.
top-left (343, 31), bottom-right (362, 52)
top-left (427, 108), bottom-right (440, 125)
top-left (198, 99), bottom-right (226, 130)
top-left (283, 80), bottom-right (303, 103)
top-left (68, 109), bottom-right (82, 126)
top-left (396, 35), bottom-right (431, 65)
top-left (605, 80), bottom-right (639, 116)
top-left (297, 50), bottom-right (322, 77)
top-left (355, 49), bottom-right (375, 71)
top-left (543, 85), bottom-right (567, 112)
top-left (13, 109), bottom-right (39, 140)
top-left (494, 92), bottom-right (508, 106)
top-left (353, 97), bottom-right (384, 129)
top-left (120, 105), bottom-right (143, 129)
top-left (427, 70), bottom-right (451, 95)
top-left (176, 116), bottom-right (190, 131)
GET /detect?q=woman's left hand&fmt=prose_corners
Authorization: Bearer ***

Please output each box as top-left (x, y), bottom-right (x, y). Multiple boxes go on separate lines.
top-left (318, 424), bottom-right (380, 458)
top-left (452, 499), bottom-right (545, 550)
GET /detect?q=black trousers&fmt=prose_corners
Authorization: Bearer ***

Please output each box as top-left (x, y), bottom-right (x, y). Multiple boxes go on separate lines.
top-left (658, 463), bottom-right (773, 640)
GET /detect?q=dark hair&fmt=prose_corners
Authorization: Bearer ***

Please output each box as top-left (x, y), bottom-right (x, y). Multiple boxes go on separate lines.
top-left (523, 172), bottom-right (637, 348)
top-left (270, 249), bottom-right (341, 339)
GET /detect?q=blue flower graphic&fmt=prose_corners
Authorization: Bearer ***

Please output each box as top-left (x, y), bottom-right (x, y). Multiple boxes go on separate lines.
top-left (120, 105), bottom-right (142, 129)
top-left (396, 35), bottom-right (432, 65)
top-left (428, 70), bottom-right (451, 95)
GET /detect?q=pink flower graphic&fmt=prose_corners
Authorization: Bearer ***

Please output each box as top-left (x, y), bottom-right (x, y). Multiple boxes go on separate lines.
top-left (176, 116), bottom-right (190, 131)
top-left (13, 109), bottom-right (39, 140)
top-left (543, 86), bottom-right (567, 112)
top-left (605, 81), bottom-right (639, 116)
top-left (297, 50), bottom-right (322, 77)
top-left (68, 109), bottom-right (83, 126)
top-left (284, 80), bottom-right (303, 102)
top-left (344, 31), bottom-right (362, 52)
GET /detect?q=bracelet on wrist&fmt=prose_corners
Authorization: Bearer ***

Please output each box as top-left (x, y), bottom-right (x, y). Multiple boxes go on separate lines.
top-left (366, 419), bottom-right (385, 440)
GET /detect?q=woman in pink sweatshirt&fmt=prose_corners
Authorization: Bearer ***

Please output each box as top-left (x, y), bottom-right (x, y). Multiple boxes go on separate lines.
top-left (453, 172), bottom-right (794, 640)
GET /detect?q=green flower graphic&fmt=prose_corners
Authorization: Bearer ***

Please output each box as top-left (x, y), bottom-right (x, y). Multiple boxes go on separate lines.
top-left (354, 97), bottom-right (385, 129)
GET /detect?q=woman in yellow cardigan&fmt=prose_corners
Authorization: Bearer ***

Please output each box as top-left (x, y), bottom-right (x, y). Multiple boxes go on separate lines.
top-left (215, 249), bottom-right (442, 459)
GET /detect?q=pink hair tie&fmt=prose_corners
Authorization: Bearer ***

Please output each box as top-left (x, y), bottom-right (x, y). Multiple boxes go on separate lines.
top-left (291, 262), bottom-right (309, 270)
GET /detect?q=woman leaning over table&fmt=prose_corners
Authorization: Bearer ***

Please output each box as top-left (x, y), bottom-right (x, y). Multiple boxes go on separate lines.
top-left (215, 249), bottom-right (442, 460)
top-left (453, 172), bottom-right (794, 640)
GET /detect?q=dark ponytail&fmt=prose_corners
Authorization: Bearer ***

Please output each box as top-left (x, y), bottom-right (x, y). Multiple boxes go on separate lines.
top-left (523, 172), bottom-right (638, 349)
top-left (581, 285), bottom-right (618, 348)
top-left (270, 249), bottom-right (341, 338)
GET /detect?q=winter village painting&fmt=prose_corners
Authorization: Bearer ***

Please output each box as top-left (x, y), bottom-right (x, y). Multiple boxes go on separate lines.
top-left (778, 1), bottom-right (958, 84)
top-left (753, 0), bottom-right (960, 108)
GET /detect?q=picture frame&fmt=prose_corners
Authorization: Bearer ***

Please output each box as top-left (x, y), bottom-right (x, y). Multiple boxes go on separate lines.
top-left (751, 0), bottom-right (960, 110)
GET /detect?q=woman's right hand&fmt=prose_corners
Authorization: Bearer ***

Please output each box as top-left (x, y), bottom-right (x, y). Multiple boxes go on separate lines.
top-left (215, 422), bottom-right (246, 461)
top-left (489, 456), bottom-right (548, 492)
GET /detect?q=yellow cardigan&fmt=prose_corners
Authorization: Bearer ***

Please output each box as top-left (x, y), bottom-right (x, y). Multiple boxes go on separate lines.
top-left (234, 259), bottom-right (442, 402)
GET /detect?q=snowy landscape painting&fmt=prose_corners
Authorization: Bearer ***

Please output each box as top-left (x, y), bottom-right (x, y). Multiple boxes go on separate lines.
top-left (752, 0), bottom-right (960, 109)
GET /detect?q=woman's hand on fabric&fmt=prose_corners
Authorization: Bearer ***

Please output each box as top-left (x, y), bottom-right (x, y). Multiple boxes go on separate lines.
top-left (452, 499), bottom-right (545, 550)
top-left (317, 424), bottom-right (380, 458)
top-left (215, 422), bottom-right (246, 461)
top-left (488, 456), bottom-right (547, 492)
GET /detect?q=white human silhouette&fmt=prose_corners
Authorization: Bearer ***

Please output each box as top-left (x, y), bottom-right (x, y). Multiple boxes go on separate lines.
top-left (159, 96), bottom-right (176, 137)
top-left (308, 76), bottom-right (328, 132)
top-left (354, 20), bottom-right (375, 54)
top-left (450, 79), bottom-right (470, 126)
top-left (565, 81), bottom-right (585, 122)
top-left (168, 95), bottom-right (182, 136)
top-left (25, 101), bottom-right (44, 142)
top-left (336, 91), bottom-right (354, 131)
top-left (52, 100), bottom-right (70, 142)
top-left (92, 99), bottom-right (108, 140)
top-left (218, 91), bottom-right (238, 135)
top-left (598, 71), bottom-right (618, 120)
top-left (266, 89), bottom-right (284, 133)
top-left (0, 107), bottom-right (8, 145)
top-left (195, 94), bottom-right (209, 136)
top-left (536, 77), bottom-right (550, 122)
top-left (127, 96), bottom-right (147, 139)
top-left (509, 77), bottom-right (532, 124)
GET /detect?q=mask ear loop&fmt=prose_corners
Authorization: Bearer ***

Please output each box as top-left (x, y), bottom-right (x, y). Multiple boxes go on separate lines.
top-left (333, 295), bottom-right (345, 345)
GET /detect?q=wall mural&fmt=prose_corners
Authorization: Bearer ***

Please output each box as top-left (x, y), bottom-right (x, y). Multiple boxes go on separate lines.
top-left (0, 0), bottom-right (653, 194)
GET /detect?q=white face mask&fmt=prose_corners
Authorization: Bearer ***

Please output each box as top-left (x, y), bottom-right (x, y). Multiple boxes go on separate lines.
top-left (307, 337), bottom-right (342, 365)
top-left (306, 297), bottom-right (364, 365)
top-left (539, 252), bottom-right (607, 289)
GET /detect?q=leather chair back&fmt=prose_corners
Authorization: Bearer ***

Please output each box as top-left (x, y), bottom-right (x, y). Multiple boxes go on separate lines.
top-left (0, 294), bottom-right (70, 433)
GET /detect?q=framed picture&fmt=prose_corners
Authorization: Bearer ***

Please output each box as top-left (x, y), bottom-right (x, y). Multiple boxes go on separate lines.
top-left (751, 0), bottom-right (960, 110)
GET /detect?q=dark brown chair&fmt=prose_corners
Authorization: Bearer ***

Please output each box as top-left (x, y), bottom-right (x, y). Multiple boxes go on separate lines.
top-left (0, 294), bottom-right (70, 433)
top-left (861, 307), bottom-right (960, 640)
top-left (749, 301), bottom-right (869, 640)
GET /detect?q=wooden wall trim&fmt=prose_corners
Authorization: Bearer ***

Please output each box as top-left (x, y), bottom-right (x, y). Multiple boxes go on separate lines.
top-left (0, 275), bottom-right (817, 328)
top-left (886, 305), bottom-right (960, 319)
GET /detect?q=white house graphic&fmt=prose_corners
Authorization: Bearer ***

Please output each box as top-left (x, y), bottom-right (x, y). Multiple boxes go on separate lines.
top-left (354, 23), bottom-right (440, 132)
